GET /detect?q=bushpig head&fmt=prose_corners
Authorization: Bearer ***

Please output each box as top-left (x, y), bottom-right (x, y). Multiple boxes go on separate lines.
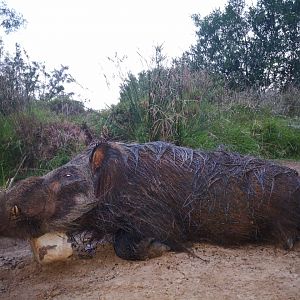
top-left (0, 154), bottom-right (97, 239)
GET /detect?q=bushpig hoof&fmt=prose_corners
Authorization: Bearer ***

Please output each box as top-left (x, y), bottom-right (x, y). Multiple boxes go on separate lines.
top-left (283, 237), bottom-right (295, 250)
top-left (113, 230), bottom-right (170, 260)
top-left (146, 241), bottom-right (171, 259)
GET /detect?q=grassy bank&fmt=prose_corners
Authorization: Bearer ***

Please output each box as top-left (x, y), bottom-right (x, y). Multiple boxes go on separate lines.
top-left (1, 92), bottom-right (299, 187)
top-left (182, 103), bottom-right (300, 159)
top-left (0, 106), bottom-right (89, 186)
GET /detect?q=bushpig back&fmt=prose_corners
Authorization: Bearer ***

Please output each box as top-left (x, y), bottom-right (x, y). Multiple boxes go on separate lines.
top-left (91, 141), bottom-right (300, 248)
top-left (2, 141), bottom-right (299, 251)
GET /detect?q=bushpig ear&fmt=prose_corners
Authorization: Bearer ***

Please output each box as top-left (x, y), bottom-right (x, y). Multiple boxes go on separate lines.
top-left (90, 143), bottom-right (107, 173)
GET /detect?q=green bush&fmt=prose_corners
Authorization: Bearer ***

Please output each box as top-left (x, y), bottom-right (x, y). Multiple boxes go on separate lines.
top-left (0, 107), bottom-right (88, 187)
top-left (252, 118), bottom-right (300, 159)
top-left (0, 116), bottom-right (22, 186)
top-left (182, 104), bottom-right (300, 159)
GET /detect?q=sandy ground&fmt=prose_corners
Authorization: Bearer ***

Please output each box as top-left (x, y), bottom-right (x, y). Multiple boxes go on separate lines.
top-left (0, 161), bottom-right (300, 300)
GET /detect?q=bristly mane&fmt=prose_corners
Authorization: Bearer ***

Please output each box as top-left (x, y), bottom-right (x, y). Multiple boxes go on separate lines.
top-left (86, 141), bottom-right (300, 249)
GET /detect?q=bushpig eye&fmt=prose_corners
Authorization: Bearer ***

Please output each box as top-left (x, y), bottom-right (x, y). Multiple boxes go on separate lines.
top-left (10, 205), bottom-right (21, 219)
top-left (65, 174), bottom-right (72, 177)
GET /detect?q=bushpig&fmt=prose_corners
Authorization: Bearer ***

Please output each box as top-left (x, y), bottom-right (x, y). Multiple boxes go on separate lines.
top-left (0, 141), bottom-right (300, 260)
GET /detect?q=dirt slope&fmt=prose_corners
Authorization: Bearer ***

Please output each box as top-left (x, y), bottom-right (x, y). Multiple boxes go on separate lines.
top-left (0, 161), bottom-right (300, 300)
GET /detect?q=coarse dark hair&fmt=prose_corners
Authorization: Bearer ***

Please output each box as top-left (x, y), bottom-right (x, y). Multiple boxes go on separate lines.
top-left (89, 141), bottom-right (300, 250)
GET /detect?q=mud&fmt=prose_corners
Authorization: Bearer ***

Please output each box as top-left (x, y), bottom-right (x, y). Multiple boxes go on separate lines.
top-left (0, 161), bottom-right (300, 300)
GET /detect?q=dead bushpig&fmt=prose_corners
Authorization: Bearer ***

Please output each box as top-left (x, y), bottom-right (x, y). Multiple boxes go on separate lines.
top-left (0, 141), bottom-right (299, 261)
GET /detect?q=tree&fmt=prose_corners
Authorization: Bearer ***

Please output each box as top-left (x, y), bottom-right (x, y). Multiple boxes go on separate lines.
top-left (0, 38), bottom-right (79, 115)
top-left (189, 0), bottom-right (300, 90)
top-left (0, 0), bottom-right (25, 34)
top-left (190, 0), bottom-right (251, 89)
top-left (249, 0), bottom-right (300, 88)
top-left (0, 1), bottom-right (81, 115)
top-left (38, 65), bottom-right (75, 101)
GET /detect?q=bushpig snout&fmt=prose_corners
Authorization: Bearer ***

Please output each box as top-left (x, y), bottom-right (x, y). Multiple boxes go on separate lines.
top-left (6, 177), bottom-right (56, 217)
top-left (0, 177), bottom-right (56, 238)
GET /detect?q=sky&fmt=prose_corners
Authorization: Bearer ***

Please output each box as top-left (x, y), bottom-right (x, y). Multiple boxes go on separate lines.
top-left (4, 0), bottom-right (231, 110)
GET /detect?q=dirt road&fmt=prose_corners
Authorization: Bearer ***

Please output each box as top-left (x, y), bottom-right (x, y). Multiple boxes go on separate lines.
top-left (1, 161), bottom-right (299, 300)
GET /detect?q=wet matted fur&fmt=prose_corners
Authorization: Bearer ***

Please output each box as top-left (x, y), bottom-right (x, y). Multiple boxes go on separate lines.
top-left (89, 141), bottom-right (300, 253)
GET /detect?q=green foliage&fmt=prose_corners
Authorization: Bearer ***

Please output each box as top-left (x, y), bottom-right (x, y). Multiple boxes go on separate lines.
top-left (191, 0), bottom-right (249, 88)
top-left (0, 106), bottom-right (89, 186)
top-left (47, 98), bottom-right (85, 116)
top-left (251, 117), bottom-right (300, 158)
top-left (104, 51), bottom-right (300, 160)
top-left (115, 47), bottom-right (229, 144)
top-left (190, 0), bottom-right (300, 89)
top-left (0, 43), bottom-right (77, 116)
top-left (0, 115), bottom-right (22, 185)
top-left (0, 0), bottom-right (25, 34)
top-left (182, 104), bottom-right (300, 159)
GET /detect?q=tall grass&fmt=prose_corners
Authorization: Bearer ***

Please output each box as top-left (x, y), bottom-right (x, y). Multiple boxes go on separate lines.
top-left (182, 103), bottom-right (300, 159)
top-left (0, 115), bottom-right (22, 186)
top-left (102, 50), bottom-right (300, 159)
